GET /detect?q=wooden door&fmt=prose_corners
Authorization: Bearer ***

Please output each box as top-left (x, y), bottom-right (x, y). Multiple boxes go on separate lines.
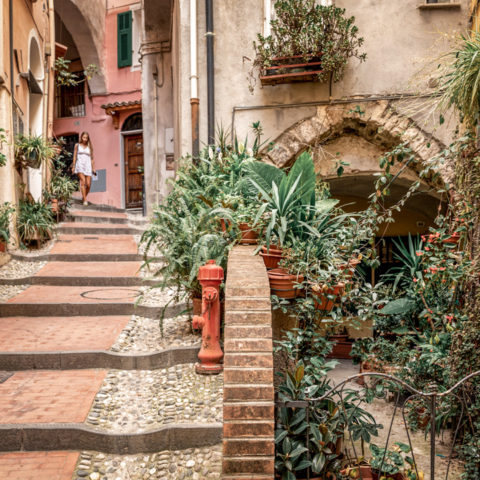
top-left (124, 134), bottom-right (144, 208)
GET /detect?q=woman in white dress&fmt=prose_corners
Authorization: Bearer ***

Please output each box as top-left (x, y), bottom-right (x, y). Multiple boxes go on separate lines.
top-left (72, 132), bottom-right (96, 206)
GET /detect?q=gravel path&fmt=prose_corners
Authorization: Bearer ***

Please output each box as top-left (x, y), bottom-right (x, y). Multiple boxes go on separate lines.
top-left (0, 284), bottom-right (30, 302)
top-left (110, 315), bottom-right (199, 353)
top-left (0, 259), bottom-right (46, 279)
top-left (86, 364), bottom-right (223, 432)
top-left (9, 238), bottom-right (55, 257)
top-left (74, 445), bottom-right (222, 480)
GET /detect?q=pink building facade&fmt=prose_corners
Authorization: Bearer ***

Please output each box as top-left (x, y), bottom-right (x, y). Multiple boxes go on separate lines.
top-left (53, 1), bottom-right (143, 209)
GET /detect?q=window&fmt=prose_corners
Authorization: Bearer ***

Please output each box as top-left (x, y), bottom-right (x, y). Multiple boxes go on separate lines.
top-left (118, 11), bottom-right (133, 68)
top-left (55, 72), bottom-right (85, 118)
top-left (122, 113), bottom-right (143, 132)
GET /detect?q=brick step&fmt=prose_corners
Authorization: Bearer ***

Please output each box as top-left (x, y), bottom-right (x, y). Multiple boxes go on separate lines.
top-left (52, 234), bottom-right (139, 255)
top-left (0, 275), bottom-right (158, 287)
top-left (58, 222), bottom-right (143, 236)
top-left (0, 451), bottom-right (79, 480)
top-left (1, 285), bottom-right (184, 317)
top-left (71, 200), bottom-right (126, 213)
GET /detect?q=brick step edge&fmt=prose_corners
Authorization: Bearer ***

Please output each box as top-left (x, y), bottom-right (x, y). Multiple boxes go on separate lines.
top-left (0, 276), bottom-right (160, 287)
top-left (57, 226), bottom-right (143, 235)
top-left (0, 422), bottom-right (222, 454)
top-left (0, 302), bottom-right (187, 318)
top-left (67, 215), bottom-right (129, 225)
top-left (10, 253), bottom-right (161, 262)
top-left (0, 345), bottom-right (200, 370)
top-left (70, 201), bottom-right (126, 213)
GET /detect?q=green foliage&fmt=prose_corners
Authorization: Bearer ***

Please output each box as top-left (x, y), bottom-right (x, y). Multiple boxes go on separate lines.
top-left (370, 442), bottom-right (416, 477)
top-left (14, 134), bottom-right (55, 170)
top-left (0, 202), bottom-right (14, 243)
top-left (54, 57), bottom-right (98, 86)
top-left (0, 128), bottom-right (8, 167)
top-left (44, 158), bottom-right (78, 209)
top-left (17, 199), bottom-right (54, 246)
top-left (252, 1), bottom-right (366, 88)
top-left (437, 32), bottom-right (480, 127)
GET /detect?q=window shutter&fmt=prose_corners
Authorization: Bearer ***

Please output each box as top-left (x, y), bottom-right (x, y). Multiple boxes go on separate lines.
top-left (117, 11), bottom-right (132, 68)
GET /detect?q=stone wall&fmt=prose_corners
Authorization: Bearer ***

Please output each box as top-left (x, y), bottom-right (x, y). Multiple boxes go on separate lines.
top-left (222, 246), bottom-right (275, 479)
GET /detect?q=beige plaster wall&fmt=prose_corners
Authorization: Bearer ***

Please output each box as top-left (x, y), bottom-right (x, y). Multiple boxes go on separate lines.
top-left (177, 0), bottom-right (469, 156)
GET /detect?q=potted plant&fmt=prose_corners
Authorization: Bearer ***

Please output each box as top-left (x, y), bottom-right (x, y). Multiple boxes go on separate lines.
top-left (14, 134), bottom-right (55, 170)
top-left (251, 1), bottom-right (366, 89)
top-left (17, 199), bottom-right (55, 247)
top-left (0, 128), bottom-right (8, 167)
top-left (369, 442), bottom-right (421, 480)
top-left (268, 268), bottom-right (304, 299)
top-left (0, 202), bottom-right (14, 252)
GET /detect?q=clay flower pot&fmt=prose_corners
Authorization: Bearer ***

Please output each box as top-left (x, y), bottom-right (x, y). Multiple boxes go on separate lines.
top-left (328, 334), bottom-right (353, 359)
top-left (311, 282), bottom-right (345, 312)
top-left (259, 245), bottom-right (283, 270)
top-left (340, 257), bottom-right (361, 278)
top-left (238, 222), bottom-right (258, 245)
top-left (442, 232), bottom-right (460, 245)
top-left (267, 268), bottom-right (304, 299)
top-left (50, 198), bottom-right (59, 213)
top-left (0, 239), bottom-right (6, 253)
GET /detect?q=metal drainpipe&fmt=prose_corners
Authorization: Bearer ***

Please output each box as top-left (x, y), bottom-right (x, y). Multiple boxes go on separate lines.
top-left (9, 0), bottom-right (14, 101)
top-left (205, 0), bottom-right (214, 145)
top-left (190, 0), bottom-right (199, 157)
top-left (153, 66), bottom-right (159, 206)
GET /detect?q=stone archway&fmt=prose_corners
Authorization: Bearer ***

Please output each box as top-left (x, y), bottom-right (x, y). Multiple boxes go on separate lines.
top-left (55, 0), bottom-right (106, 94)
top-left (263, 100), bottom-right (452, 185)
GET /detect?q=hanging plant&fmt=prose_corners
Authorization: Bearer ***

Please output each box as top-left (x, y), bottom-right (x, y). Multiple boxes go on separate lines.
top-left (249, 0), bottom-right (366, 90)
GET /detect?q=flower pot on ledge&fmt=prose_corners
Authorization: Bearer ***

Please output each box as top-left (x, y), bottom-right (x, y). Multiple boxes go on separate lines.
top-left (267, 268), bottom-right (304, 299)
top-left (260, 54), bottom-right (323, 86)
top-left (238, 222), bottom-right (258, 245)
top-left (311, 282), bottom-right (345, 312)
top-left (259, 245), bottom-right (283, 270)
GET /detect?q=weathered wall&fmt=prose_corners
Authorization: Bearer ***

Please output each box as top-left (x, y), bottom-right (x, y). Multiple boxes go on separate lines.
top-left (176, 0), bottom-right (469, 157)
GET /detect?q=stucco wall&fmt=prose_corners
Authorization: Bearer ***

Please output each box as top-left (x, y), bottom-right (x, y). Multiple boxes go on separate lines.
top-left (177, 0), bottom-right (469, 157)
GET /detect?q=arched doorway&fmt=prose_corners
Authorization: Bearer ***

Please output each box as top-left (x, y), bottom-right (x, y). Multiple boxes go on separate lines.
top-left (28, 34), bottom-right (44, 201)
top-left (122, 113), bottom-right (143, 209)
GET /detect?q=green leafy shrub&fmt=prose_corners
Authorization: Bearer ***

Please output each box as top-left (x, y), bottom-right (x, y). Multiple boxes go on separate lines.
top-left (17, 199), bottom-right (54, 246)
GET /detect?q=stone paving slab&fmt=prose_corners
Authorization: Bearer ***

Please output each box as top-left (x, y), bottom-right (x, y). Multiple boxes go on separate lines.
top-left (35, 261), bottom-right (141, 278)
top-left (0, 370), bottom-right (105, 423)
top-left (7, 285), bottom-right (140, 304)
top-left (50, 235), bottom-right (138, 255)
top-left (0, 451), bottom-right (79, 480)
top-left (0, 316), bottom-right (130, 352)
top-left (70, 209), bottom-right (127, 219)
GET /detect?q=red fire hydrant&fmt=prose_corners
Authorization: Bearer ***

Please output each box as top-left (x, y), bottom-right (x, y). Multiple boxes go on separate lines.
top-left (192, 259), bottom-right (224, 375)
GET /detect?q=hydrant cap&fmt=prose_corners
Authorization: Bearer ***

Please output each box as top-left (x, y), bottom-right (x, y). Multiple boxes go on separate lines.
top-left (198, 259), bottom-right (224, 281)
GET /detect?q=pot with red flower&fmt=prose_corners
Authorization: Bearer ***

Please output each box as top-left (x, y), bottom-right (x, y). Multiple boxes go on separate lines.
top-left (311, 282), bottom-right (345, 312)
top-left (267, 268), bottom-right (304, 299)
top-left (442, 231), bottom-right (460, 245)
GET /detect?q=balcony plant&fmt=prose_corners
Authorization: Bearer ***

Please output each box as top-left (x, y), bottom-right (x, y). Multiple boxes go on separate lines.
top-left (0, 128), bottom-right (8, 167)
top-left (251, 0), bottom-right (366, 89)
top-left (44, 158), bottom-right (78, 218)
top-left (14, 134), bottom-right (55, 170)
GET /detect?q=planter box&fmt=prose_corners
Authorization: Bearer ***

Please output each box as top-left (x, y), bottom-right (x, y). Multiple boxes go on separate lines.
top-left (260, 55), bottom-right (323, 86)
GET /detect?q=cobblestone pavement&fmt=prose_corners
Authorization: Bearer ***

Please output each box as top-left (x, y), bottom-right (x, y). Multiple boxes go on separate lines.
top-left (110, 315), bottom-right (199, 352)
top-left (0, 259), bottom-right (46, 279)
top-left (86, 365), bottom-right (223, 431)
top-left (74, 445), bottom-right (222, 480)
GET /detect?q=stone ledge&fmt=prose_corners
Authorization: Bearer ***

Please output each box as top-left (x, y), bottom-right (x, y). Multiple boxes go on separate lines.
top-left (222, 246), bottom-right (274, 479)
top-left (418, 2), bottom-right (461, 9)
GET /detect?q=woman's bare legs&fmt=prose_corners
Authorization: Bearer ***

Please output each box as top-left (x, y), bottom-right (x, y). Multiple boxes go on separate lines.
top-left (78, 173), bottom-right (87, 202)
top-left (85, 175), bottom-right (92, 198)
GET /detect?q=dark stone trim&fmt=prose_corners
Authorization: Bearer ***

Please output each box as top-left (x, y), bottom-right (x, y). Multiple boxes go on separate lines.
top-left (0, 346), bottom-right (200, 370)
top-left (0, 276), bottom-right (159, 287)
top-left (58, 226), bottom-right (143, 235)
top-left (0, 302), bottom-right (187, 318)
top-left (0, 423), bottom-right (222, 454)
top-left (10, 254), bottom-right (154, 262)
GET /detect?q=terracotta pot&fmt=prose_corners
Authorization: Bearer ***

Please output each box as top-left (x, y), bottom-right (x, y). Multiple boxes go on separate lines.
top-left (341, 465), bottom-right (374, 480)
top-left (50, 199), bottom-right (59, 213)
top-left (0, 240), bottom-right (6, 253)
top-left (238, 222), bottom-right (258, 245)
top-left (311, 282), bottom-right (345, 312)
top-left (267, 268), bottom-right (304, 299)
top-left (260, 245), bottom-right (283, 270)
top-left (372, 471), bottom-right (404, 480)
top-left (328, 335), bottom-right (353, 359)
top-left (340, 257), bottom-right (361, 278)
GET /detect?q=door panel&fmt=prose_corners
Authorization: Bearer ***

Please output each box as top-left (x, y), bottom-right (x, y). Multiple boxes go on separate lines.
top-left (124, 134), bottom-right (144, 208)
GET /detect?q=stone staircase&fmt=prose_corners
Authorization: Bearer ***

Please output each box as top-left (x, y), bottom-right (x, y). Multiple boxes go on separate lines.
top-left (0, 204), bottom-right (223, 480)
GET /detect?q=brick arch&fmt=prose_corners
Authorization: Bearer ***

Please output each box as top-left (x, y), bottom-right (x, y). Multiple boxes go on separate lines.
top-left (263, 100), bottom-right (452, 184)
top-left (55, 0), bottom-right (106, 94)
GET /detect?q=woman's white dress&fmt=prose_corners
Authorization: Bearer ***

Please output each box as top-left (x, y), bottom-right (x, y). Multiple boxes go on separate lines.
top-left (75, 144), bottom-right (92, 176)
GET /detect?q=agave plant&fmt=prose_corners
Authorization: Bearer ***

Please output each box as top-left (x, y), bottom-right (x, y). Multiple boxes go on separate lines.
top-left (17, 199), bottom-right (55, 245)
